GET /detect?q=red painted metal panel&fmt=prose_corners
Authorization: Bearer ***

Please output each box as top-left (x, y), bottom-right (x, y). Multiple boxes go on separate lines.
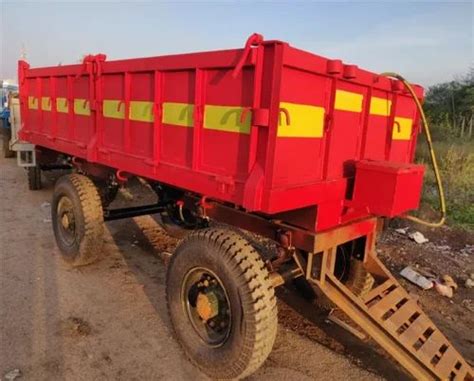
top-left (18, 35), bottom-right (425, 232)
top-left (352, 161), bottom-right (425, 217)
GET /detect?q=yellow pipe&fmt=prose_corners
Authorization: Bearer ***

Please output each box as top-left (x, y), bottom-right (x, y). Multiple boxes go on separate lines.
top-left (381, 72), bottom-right (446, 228)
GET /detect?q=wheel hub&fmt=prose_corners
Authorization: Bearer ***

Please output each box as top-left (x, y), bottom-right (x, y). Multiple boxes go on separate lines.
top-left (56, 196), bottom-right (76, 246)
top-left (182, 268), bottom-right (232, 347)
top-left (61, 213), bottom-right (70, 229)
top-left (196, 291), bottom-right (219, 321)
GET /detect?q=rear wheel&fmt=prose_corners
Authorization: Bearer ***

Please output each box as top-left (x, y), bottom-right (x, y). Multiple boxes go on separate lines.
top-left (166, 228), bottom-right (277, 380)
top-left (51, 174), bottom-right (104, 266)
top-left (27, 166), bottom-right (42, 190)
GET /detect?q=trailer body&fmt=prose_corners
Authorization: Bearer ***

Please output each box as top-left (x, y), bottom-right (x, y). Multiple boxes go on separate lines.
top-left (18, 37), bottom-right (424, 230)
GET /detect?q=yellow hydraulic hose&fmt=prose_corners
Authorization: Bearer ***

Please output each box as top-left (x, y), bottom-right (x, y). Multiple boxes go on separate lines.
top-left (381, 72), bottom-right (446, 228)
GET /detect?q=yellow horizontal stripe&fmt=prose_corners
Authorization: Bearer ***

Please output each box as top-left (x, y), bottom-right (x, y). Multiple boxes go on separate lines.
top-left (162, 102), bottom-right (193, 127)
top-left (392, 117), bottom-right (412, 140)
top-left (335, 90), bottom-right (363, 112)
top-left (370, 97), bottom-right (392, 116)
top-left (204, 105), bottom-right (250, 134)
top-left (277, 102), bottom-right (325, 138)
top-left (130, 101), bottom-right (154, 123)
top-left (74, 99), bottom-right (91, 116)
top-left (41, 97), bottom-right (51, 111)
top-left (103, 100), bottom-right (125, 120)
top-left (56, 97), bottom-right (69, 113)
top-left (28, 96), bottom-right (38, 110)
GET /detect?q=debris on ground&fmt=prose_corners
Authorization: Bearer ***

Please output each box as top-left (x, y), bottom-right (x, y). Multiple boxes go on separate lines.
top-left (408, 231), bottom-right (429, 244)
top-left (3, 369), bottom-right (22, 381)
top-left (461, 299), bottom-right (474, 312)
top-left (395, 227), bottom-right (409, 235)
top-left (61, 316), bottom-right (92, 337)
top-left (40, 202), bottom-right (52, 223)
top-left (441, 275), bottom-right (458, 290)
top-left (400, 266), bottom-right (434, 289)
top-left (434, 282), bottom-right (454, 298)
top-left (465, 277), bottom-right (474, 289)
top-left (432, 275), bottom-right (458, 298)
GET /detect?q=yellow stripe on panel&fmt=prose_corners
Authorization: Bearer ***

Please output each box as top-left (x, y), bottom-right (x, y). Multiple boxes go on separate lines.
top-left (28, 96), bottom-right (38, 110)
top-left (130, 101), bottom-right (154, 123)
top-left (103, 100), bottom-right (125, 120)
top-left (392, 117), bottom-right (412, 140)
top-left (56, 97), bottom-right (69, 113)
top-left (162, 102), bottom-right (194, 127)
top-left (204, 105), bottom-right (250, 134)
top-left (370, 97), bottom-right (392, 116)
top-left (41, 97), bottom-right (51, 111)
top-left (74, 99), bottom-right (91, 116)
top-left (334, 90), bottom-right (363, 112)
top-left (277, 102), bottom-right (325, 138)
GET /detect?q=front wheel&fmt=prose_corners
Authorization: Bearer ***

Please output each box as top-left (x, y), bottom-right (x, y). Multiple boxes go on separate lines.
top-left (51, 174), bottom-right (104, 266)
top-left (166, 228), bottom-right (278, 380)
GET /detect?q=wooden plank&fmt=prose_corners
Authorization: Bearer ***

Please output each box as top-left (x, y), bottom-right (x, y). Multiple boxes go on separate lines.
top-left (453, 366), bottom-right (472, 381)
top-left (362, 279), bottom-right (394, 303)
top-left (398, 316), bottom-right (431, 347)
top-left (434, 347), bottom-right (461, 379)
top-left (384, 299), bottom-right (419, 331)
top-left (418, 330), bottom-right (445, 363)
top-left (368, 287), bottom-right (406, 319)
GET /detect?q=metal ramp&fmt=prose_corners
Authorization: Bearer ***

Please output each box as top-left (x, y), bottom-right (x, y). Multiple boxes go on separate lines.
top-left (301, 250), bottom-right (473, 381)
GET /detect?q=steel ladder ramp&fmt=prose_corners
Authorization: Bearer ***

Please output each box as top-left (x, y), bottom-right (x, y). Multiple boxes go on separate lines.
top-left (310, 254), bottom-right (473, 380)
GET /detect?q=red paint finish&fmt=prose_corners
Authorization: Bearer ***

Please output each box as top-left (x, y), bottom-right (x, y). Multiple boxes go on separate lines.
top-left (351, 160), bottom-right (425, 217)
top-left (18, 35), bottom-right (425, 232)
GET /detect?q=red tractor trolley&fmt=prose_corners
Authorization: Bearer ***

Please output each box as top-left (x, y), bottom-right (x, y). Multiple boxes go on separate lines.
top-left (16, 34), bottom-right (472, 380)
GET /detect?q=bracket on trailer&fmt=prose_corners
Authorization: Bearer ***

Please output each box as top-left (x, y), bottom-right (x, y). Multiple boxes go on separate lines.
top-left (16, 144), bottom-right (36, 167)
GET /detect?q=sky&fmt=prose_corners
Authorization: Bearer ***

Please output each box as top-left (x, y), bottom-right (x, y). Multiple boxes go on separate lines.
top-left (0, 1), bottom-right (472, 87)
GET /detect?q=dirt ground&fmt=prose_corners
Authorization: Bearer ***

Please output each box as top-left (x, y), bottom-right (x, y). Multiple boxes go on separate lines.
top-left (0, 152), bottom-right (472, 380)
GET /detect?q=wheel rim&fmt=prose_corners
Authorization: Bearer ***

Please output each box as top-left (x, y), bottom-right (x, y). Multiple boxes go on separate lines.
top-left (56, 196), bottom-right (76, 246)
top-left (182, 267), bottom-right (232, 347)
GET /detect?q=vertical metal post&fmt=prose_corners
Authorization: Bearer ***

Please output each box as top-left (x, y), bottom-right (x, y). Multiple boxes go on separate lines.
top-left (247, 46), bottom-right (264, 173)
top-left (123, 72), bottom-right (131, 153)
top-left (358, 86), bottom-right (373, 158)
top-left (50, 76), bottom-right (57, 140)
top-left (37, 77), bottom-right (43, 133)
top-left (385, 91), bottom-right (398, 161)
top-left (67, 75), bottom-right (74, 141)
top-left (152, 70), bottom-right (163, 171)
top-left (95, 63), bottom-right (104, 153)
top-left (322, 76), bottom-right (338, 179)
top-left (192, 68), bottom-right (205, 171)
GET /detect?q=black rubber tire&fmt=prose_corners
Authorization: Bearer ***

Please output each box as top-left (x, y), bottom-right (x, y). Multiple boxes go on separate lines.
top-left (346, 259), bottom-right (375, 297)
top-left (166, 228), bottom-right (278, 380)
top-left (1, 122), bottom-right (14, 158)
top-left (295, 258), bottom-right (375, 310)
top-left (27, 166), bottom-right (42, 190)
top-left (157, 214), bottom-right (191, 239)
top-left (51, 174), bottom-right (104, 266)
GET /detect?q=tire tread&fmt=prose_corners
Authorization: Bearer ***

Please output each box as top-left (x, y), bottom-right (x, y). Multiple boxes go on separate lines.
top-left (167, 228), bottom-right (277, 380)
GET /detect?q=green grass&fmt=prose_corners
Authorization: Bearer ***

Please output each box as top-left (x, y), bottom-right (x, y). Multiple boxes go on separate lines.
top-left (416, 139), bottom-right (474, 229)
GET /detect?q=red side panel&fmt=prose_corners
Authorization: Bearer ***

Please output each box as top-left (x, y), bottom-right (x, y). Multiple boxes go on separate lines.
top-left (271, 66), bottom-right (330, 188)
top-left (161, 70), bottom-right (195, 168)
top-left (325, 81), bottom-right (368, 179)
top-left (363, 89), bottom-right (392, 161)
top-left (201, 68), bottom-right (254, 180)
